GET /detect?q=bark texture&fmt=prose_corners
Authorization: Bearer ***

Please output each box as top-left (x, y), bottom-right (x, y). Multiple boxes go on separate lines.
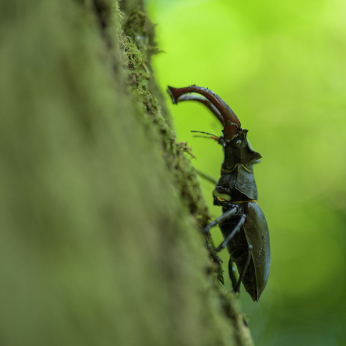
top-left (0, 1), bottom-right (253, 345)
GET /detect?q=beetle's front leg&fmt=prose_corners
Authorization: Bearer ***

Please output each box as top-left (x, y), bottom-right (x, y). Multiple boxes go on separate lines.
top-left (202, 207), bottom-right (238, 233)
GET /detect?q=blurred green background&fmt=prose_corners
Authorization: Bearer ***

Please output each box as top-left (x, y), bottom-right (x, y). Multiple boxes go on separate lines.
top-left (146, 0), bottom-right (346, 345)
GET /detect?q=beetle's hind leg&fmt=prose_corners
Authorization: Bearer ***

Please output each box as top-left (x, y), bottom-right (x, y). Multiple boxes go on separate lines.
top-left (234, 244), bottom-right (253, 293)
top-left (227, 246), bottom-right (253, 293)
top-left (213, 215), bottom-right (251, 292)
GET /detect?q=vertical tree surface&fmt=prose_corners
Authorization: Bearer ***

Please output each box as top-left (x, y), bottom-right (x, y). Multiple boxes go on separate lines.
top-left (0, 1), bottom-right (253, 345)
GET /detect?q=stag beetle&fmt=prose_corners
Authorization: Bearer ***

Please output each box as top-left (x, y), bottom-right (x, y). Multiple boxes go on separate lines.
top-left (167, 85), bottom-right (270, 301)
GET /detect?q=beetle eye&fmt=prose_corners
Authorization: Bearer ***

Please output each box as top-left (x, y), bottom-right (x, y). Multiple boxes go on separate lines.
top-left (235, 140), bottom-right (242, 147)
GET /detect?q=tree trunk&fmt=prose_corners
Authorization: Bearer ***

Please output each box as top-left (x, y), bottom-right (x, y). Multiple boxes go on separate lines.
top-left (0, 1), bottom-right (253, 345)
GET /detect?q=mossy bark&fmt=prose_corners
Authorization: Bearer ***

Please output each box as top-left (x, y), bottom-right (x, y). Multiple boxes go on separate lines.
top-left (0, 1), bottom-right (253, 345)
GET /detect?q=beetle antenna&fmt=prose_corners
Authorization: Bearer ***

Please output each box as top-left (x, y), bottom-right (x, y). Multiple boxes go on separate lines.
top-left (191, 131), bottom-right (220, 142)
top-left (193, 135), bottom-right (220, 141)
top-left (191, 130), bottom-right (218, 136)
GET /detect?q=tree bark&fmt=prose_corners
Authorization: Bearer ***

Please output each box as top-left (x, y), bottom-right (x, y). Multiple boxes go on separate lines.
top-left (0, 1), bottom-right (253, 345)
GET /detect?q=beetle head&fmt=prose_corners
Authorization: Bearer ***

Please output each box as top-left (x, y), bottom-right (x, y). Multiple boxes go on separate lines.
top-left (221, 129), bottom-right (262, 172)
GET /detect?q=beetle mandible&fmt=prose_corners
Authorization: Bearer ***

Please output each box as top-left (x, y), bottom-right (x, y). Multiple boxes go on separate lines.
top-left (167, 85), bottom-right (270, 301)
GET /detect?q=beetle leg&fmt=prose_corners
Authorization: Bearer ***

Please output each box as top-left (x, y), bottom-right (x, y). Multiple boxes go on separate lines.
top-left (202, 207), bottom-right (238, 233)
top-left (215, 214), bottom-right (246, 252)
top-left (234, 244), bottom-right (253, 293)
top-left (195, 169), bottom-right (218, 185)
top-left (228, 260), bottom-right (238, 289)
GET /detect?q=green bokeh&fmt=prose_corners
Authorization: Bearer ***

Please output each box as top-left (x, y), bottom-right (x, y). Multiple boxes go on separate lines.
top-left (146, 0), bottom-right (346, 344)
